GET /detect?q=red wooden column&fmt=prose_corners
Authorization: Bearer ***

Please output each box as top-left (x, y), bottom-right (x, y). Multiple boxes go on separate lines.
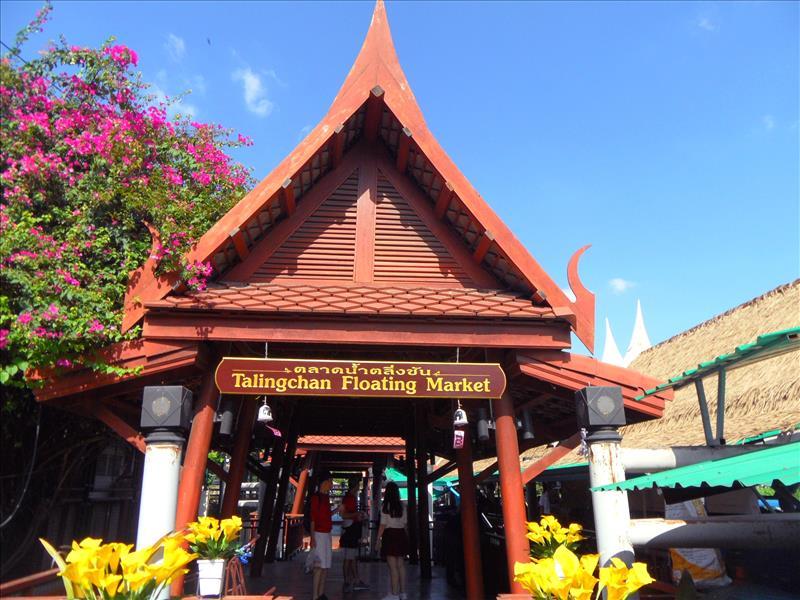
top-left (493, 390), bottom-right (529, 593)
top-left (220, 398), bottom-right (258, 518)
top-left (266, 415), bottom-right (299, 562)
top-left (404, 416), bottom-right (419, 564)
top-left (171, 373), bottom-right (218, 596)
top-left (290, 452), bottom-right (313, 515)
top-left (456, 428), bottom-right (485, 600)
top-left (415, 404), bottom-right (432, 579)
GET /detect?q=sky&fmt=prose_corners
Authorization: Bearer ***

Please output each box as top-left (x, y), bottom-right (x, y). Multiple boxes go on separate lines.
top-left (2, 0), bottom-right (798, 357)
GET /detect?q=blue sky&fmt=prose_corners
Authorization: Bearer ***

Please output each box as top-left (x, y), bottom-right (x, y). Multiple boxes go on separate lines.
top-left (2, 1), bottom-right (798, 356)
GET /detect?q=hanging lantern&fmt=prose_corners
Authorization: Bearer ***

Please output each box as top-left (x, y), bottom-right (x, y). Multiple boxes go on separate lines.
top-left (257, 402), bottom-right (273, 423)
top-left (453, 407), bottom-right (468, 427)
top-left (477, 407), bottom-right (490, 442)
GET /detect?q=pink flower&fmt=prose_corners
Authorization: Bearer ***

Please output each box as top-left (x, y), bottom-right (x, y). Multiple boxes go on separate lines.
top-left (56, 358), bottom-right (73, 368)
top-left (17, 312), bottom-right (33, 325)
top-left (88, 319), bottom-right (105, 333)
top-left (0, 329), bottom-right (9, 349)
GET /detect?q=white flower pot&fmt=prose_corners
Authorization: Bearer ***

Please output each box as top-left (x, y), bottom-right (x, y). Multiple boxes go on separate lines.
top-left (197, 558), bottom-right (226, 597)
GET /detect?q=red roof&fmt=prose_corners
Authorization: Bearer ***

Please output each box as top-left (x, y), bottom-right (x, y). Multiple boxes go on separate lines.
top-left (148, 282), bottom-right (560, 320)
top-left (515, 351), bottom-right (673, 419)
top-left (298, 435), bottom-right (404, 448)
top-left (122, 0), bottom-right (596, 351)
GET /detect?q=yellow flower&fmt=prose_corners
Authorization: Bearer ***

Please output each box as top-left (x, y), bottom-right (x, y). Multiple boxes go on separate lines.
top-left (98, 573), bottom-right (123, 597)
top-left (599, 558), bottom-right (653, 600)
top-left (220, 516), bottom-right (243, 542)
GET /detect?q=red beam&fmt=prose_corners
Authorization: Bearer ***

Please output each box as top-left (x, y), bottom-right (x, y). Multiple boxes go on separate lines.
top-left (229, 227), bottom-right (249, 260)
top-left (434, 181), bottom-right (454, 219)
top-left (396, 127), bottom-right (412, 173)
top-left (474, 460), bottom-right (498, 484)
top-left (331, 124), bottom-right (345, 169)
top-left (280, 178), bottom-right (295, 216)
top-left (354, 154), bottom-right (377, 282)
top-left (473, 230), bottom-right (494, 263)
top-left (94, 404), bottom-right (146, 453)
top-left (144, 313), bottom-right (572, 349)
top-left (521, 433), bottom-right (581, 485)
top-left (363, 86), bottom-right (384, 142)
top-left (424, 460), bottom-right (456, 484)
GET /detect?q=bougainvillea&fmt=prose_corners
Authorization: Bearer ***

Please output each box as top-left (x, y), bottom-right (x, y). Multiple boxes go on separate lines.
top-left (0, 3), bottom-right (253, 385)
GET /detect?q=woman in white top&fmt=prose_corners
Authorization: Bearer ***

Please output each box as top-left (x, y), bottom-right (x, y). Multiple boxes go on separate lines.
top-left (376, 481), bottom-right (408, 600)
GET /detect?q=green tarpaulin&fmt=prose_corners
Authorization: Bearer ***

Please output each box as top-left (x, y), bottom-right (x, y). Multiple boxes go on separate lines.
top-left (592, 440), bottom-right (800, 492)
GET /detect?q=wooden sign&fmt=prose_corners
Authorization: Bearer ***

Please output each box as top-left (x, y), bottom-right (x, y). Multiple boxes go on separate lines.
top-left (215, 358), bottom-right (506, 399)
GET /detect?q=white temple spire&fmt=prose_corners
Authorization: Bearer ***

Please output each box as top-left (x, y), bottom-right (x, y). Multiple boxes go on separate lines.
top-left (601, 318), bottom-right (625, 366)
top-left (623, 299), bottom-right (652, 366)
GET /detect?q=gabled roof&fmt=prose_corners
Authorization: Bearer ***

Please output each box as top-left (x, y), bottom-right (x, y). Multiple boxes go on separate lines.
top-left (124, 1), bottom-right (595, 350)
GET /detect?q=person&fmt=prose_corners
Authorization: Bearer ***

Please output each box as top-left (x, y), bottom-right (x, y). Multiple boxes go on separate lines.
top-left (309, 469), bottom-right (334, 600)
top-left (376, 481), bottom-right (408, 600)
top-left (339, 477), bottom-right (368, 593)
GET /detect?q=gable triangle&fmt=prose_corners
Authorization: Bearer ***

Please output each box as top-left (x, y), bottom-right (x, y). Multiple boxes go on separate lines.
top-left (374, 172), bottom-right (475, 285)
top-left (246, 170), bottom-right (359, 282)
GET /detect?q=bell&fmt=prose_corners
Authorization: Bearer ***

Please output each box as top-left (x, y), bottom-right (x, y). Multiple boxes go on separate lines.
top-left (257, 403), bottom-right (273, 423)
top-left (453, 408), bottom-right (468, 427)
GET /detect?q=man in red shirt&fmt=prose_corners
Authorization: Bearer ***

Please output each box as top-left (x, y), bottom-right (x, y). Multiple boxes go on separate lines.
top-left (310, 469), bottom-right (333, 600)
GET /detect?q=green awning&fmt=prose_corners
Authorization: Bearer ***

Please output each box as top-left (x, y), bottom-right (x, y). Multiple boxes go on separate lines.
top-left (635, 327), bottom-right (800, 402)
top-left (592, 440), bottom-right (800, 492)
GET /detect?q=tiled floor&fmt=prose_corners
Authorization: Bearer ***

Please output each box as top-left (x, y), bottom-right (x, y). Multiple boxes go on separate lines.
top-left (247, 550), bottom-right (465, 600)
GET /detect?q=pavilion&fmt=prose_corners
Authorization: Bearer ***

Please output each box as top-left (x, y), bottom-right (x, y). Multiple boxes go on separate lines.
top-left (33, 2), bottom-right (672, 598)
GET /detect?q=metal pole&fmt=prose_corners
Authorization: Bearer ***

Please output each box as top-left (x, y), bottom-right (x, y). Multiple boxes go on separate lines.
top-left (493, 391), bottom-right (530, 593)
top-left (629, 515), bottom-right (800, 549)
top-left (455, 428), bottom-right (485, 600)
top-left (621, 445), bottom-right (764, 473)
top-left (716, 368), bottom-right (726, 442)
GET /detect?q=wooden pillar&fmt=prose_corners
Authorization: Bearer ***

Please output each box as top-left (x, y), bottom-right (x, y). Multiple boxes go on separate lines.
top-left (266, 416), bottom-right (299, 562)
top-left (493, 391), bottom-right (529, 593)
top-left (220, 398), bottom-right (258, 518)
top-left (171, 373), bottom-right (218, 597)
top-left (290, 453), bottom-right (313, 515)
top-left (250, 406), bottom-right (292, 577)
top-left (456, 428), bottom-right (485, 600)
top-left (405, 413), bottom-right (419, 564)
top-left (415, 404), bottom-right (432, 579)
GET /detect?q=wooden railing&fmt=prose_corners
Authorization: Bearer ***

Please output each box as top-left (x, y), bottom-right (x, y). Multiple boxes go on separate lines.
top-left (282, 514), bottom-right (305, 560)
top-left (0, 567), bottom-right (59, 596)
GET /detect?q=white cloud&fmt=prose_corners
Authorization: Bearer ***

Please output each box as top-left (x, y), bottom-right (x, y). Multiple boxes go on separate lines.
top-left (165, 33), bottom-right (186, 62)
top-left (696, 16), bottom-right (718, 32)
top-left (761, 114), bottom-right (775, 131)
top-left (232, 67), bottom-right (274, 117)
top-left (609, 278), bottom-right (636, 295)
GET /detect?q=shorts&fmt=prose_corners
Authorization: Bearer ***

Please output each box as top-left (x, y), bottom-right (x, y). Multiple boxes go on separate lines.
top-left (342, 546), bottom-right (358, 560)
top-left (312, 531), bottom-right (332, 569)
top-left (380, 528), bottom-right (408, 558)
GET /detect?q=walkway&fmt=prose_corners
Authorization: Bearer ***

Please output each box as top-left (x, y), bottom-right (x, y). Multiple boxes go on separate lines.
top-left (247, 549), bottom-right (464, 600)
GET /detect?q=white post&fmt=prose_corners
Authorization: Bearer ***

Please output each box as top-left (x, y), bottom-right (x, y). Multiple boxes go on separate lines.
top-left (135, 432), bottom-right (184, 549)
top-left (587, 433), bottom-right (634, 567)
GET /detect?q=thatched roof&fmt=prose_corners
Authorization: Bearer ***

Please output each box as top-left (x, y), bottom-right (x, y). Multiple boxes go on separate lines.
top-left (461, 281), bottom-right (800, 477)
top-left (622, 279), bottom-right (800, 448)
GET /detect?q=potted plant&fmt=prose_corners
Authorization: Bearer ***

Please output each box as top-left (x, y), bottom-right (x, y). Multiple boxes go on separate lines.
top-left (514, 515), bottom-right (655, 600)
top-left (185, 515), bottom-right (243, 597)
top-left (40, 533), bottom-right (196, 600)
